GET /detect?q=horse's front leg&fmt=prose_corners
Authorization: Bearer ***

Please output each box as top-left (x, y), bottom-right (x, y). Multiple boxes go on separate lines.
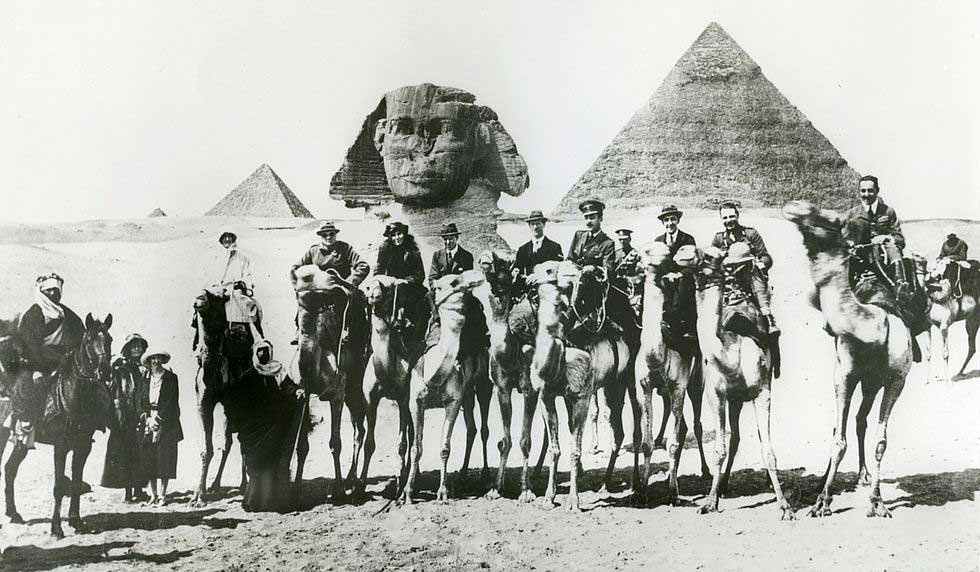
top-left (4, 441), bottom-right (30, 523)
top-left (50, 444), bottom-right (68, 538)
top-left (68, 438), bottom-right (93, 531)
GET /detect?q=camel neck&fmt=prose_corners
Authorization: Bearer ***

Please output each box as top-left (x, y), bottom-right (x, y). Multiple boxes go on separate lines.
top-left (810, 251), bottom-right (887, 344)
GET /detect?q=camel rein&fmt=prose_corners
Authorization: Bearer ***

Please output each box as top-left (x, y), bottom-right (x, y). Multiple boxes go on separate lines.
top-left (571, 274), bottom-right (608, 333)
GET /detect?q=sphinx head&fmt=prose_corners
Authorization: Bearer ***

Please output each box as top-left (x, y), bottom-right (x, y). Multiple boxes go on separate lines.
top-left (331, 83), bottom-right (528, 208)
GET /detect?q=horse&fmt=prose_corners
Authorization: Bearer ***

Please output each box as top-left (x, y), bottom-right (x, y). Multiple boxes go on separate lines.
top-left (3, 313), bottom-right (114, 538)
top-left (190, 288), bottom-right (252, 506)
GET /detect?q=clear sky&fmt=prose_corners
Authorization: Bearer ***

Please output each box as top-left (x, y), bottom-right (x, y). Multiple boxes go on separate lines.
top-left (2, 0), bottom-right (977, 223)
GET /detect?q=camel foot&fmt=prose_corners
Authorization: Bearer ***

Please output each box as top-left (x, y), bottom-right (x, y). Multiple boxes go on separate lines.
top-left (652, 438), bottom-right (666, 450)
top-left (68, 516), bottom-right (87, 533)
top-left (698, 498), bottom-right (719, 515)
top-left (398, 490), bottom-right (414, 506)
top-left (537, 496), bottom-right (557, 510)
top-left (518, 489), bottom-right (537, 504)
top-left (808, 494), bottom-right (833, 518)
top-left (867, 497), bottom-right (892, 518)
top-left (436, 486), bottom-right (450, 504)
top-left (50, 523), bottom-right (65, 539)
top-left (779, 504), bottom-right (796, 521)
top-left (857, 467), bottom-right (871, 487)
top-left (484, 488), bottom-right (502, 501)
top-left (565, 495), bottom-right (581, 512)
top-left (207, 481), bottom-right (222, 493)
top-left (6, 511), bottom-right (25, 525)
top-left (190, 493), bottom-right (207, 508)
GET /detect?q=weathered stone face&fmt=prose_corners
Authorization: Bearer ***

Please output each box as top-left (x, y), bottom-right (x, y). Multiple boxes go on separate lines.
top-left (374, 85), bottom-right (483, 205)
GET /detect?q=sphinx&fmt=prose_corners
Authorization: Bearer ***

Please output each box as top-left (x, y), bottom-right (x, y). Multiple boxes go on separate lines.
top-left (330, 83), bottom-right (529, 253)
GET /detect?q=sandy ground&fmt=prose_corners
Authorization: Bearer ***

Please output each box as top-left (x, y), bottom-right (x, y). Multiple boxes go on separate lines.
top-left (0, 213), bottom-right (978, 571)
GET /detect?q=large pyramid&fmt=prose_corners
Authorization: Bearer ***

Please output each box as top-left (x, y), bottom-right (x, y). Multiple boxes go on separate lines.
top-left (147, 207), bottom-right (167, 217)
top-left (206, 164), bottom-right (314, 217)
top-left (555, 22), bottom-right (860, 215)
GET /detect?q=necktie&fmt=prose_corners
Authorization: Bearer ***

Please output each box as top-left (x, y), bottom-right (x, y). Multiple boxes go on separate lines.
top-left (667, 234), bottom-right (674, 247)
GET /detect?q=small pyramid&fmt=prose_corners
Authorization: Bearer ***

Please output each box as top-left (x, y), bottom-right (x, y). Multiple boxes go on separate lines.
top-left (555, 22), bottom-right (859, 214)
top-left (147, 207), bottom-right (167, 217)
top-left (206, 164), bottom-right (314, 218)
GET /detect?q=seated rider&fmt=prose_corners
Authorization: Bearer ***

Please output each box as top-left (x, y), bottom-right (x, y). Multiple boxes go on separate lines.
top-left (217, 231), bottom-right (263, 336)
top-left (511, 210), bottom-right (564, 298)
top-left (428, 223), bottom-right (490, 352)
top-left (375, 222), bottom-right (430, 342)
top-left (289, 221), bottom-right (370, 344)
top-left (13, 273), bottom-right (85, 440)
top-left (710, 201), bottom-right (780, 335)
top-left (940, 232), bottom-right (968, 262)
top-left (613, 228), bottom-right (644, 313)
top-left (654, 205), bottom-right (698, 338)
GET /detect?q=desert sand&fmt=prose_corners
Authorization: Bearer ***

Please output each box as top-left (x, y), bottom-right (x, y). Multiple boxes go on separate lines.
top-left (0, 212), bottom-right (977, 571)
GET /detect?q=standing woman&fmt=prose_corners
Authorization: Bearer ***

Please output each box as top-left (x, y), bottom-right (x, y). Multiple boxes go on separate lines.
top-left (102, 333), bottom-right (150, 502)
top-left (139, 347), bottom-right (183, 506)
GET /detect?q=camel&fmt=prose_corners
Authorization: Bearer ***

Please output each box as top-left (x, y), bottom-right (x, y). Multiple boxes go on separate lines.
top-left (476, 251), bottom-right (548, 501)
top-left (634, 243), bottom-right (710, 504)
top-left (690, 247), bottom-right (793, 519)
top-left (190, 289), bottom-right (251, 506)
top-left (294, 266), bottom-right (369, 498)
top-left (784, 200), bottom-right (911, 518)
top-left (923, 258), bottom-right (979, 383)
top-left (401, 270), bottom-right (486, 504)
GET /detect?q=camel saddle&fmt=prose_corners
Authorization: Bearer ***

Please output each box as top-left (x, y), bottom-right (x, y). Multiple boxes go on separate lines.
top-left (848, 249), bottom-right (930, 337)
top-left (938, 258), bottom-right (980, 299)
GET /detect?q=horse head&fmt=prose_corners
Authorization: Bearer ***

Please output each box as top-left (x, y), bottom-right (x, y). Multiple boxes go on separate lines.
top-left (82, 312), bottom-right (114, 379)
top-left (782, 200), bottom-right (847, 258)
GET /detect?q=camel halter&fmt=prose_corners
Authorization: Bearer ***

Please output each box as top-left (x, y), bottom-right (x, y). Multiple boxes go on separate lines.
top-left (570, 272), bottom-right (608, 334)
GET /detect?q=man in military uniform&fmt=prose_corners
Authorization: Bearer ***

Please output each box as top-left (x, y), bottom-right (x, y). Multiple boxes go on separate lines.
top-left (567, 200), bottom-right (640, 348)
top-left (428, 223), bottom-right (489, 351)
top-left (612, 228), bottom-right (643, 311)
top-left (710, 201), bottom-right (779, 334)
top-left (654, 205), bottom-right (698, 338)
top-left (842, 175), bottom-right (909, 300)
top-left (290, 221), bottom-right (371, 344)
top-left (513, 210), bottom-right (563, 283)
top-left (940, 232), bottom-right (968, 262)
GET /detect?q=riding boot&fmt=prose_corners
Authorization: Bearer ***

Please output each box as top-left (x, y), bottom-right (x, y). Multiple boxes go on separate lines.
top-left (765, 313), bottom-right (780, 335)
top-left (892, 260), bottom-right (912, 306)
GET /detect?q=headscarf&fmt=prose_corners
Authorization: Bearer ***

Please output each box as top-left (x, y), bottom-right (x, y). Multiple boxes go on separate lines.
top-left (35, 274), bottom-right (65, 321)
top-left (252, 339), bottom-right (287, 386)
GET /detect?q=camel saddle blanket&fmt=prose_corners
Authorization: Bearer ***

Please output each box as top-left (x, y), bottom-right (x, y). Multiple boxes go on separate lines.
top-left (720, 296), bottom-right (768, 341)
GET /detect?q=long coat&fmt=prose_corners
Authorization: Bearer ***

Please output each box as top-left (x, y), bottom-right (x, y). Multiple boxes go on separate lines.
top-left (376, 242), bottom-right (426, 288)
top-left (18, 304), bottom-right (84, 374)
top-left (940, 237), bottom-right (969, 261)
top-left (842, 199), bottom-right (906, 250)
top-left (513, 237), bottom-right (563, 277)
top-left (101, 359), bottom-right (147, 488)
top-left (567, 229), bottom-right (616, 275)
top-left (140, 369), bottom-right (183, 480)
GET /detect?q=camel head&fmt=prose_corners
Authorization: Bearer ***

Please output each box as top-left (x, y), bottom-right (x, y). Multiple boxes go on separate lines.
top-left (477, 249), bottom-right (514, 297)
top-left (782, 200), bottom-right (847, 258)
top-left (639, 242), bottom-right (672, 277)
top-left (922, 258), bottom-right (955, 300)
top-left (361, 275), bottom-right (401, 319)
top-left (692, 246), bottom-right (726, 288)
top-left (432, 270), bottom-right (485, 319)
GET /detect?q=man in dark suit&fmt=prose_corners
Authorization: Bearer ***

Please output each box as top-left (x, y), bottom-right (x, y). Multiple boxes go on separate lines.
top-left (427, 222), bottom-right (488, 351)
top-left (710, 200), bottom-right (779, 334)
top-left (566, 200), bottom-right (639, 349)
top-left (653, 205), bottom-right (698, 337)
top-left (513, 210), bottom-right (563, 278)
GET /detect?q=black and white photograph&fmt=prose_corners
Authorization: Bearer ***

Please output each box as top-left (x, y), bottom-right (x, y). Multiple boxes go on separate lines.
top-left (0, 1), bottom-right (977, 570)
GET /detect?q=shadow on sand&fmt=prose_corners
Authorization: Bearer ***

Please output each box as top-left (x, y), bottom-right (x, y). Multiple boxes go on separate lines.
top-left (0, 541), bottom-right (193, 572)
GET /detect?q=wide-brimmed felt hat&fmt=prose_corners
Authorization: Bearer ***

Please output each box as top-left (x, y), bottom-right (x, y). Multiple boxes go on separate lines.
top-left (524, 210), bottom-right (548, 223)
top-left (673, 245), bottom-right (698, 268)
top-left (578, 200), bottom-right (605, 216)
top-left (141, 347), bottom-right (171, 367)
top-left (121, 333), bottom-right (148, 354)
top-left (437, 223), bottom-right (461, 237)
top-left (723, 242), bottom-right (754, 265)
top-left (316, 221), bottom-right (340, 236)
top-left (218, 231), bottom-right (237, 244)
top-left (614, 228), bottom-right (633, 238)
top-left (658, 204), bottom-right (683, 221)
top-left (384, 221), bottom-right (409, 237)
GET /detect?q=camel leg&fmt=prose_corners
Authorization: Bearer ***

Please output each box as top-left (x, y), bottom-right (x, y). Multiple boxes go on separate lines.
top-left (540, 393), bottom-right (561, 507)
top-left (809, 359), bottom-right (859, 518)
top-left (588, 392), bottom-right (601, 454)
top-left (210, 420), bottom-right (234, 492)
top-left (328, 398), bottom-right (345, 501)
top-left (532, 413), bottom-right (548, 481)
top-left (699, 387), bottom-right (727, 515)
top-left (626, 378), bottom-right (642, 498)
top-left (400, 397), bottom-right (424, 505)
top-left (752, 389), bottom-right (794, 520)
top-left (666, 382), bottom-right (689, 505)
top-left (344, 386), bottom-right (367, 490)
top-left (868, 374), bottom-right (906, 518)
top-left (358, 390), bottom-right (381, 497)
top-left (50, 443), bottom-right (68, 538)
top-left (959, 312), bottom-right (979, 376)
top-left (437, 399), bottom-right (464, 503)
top-left (688, 358), bottom-right (711, 479)
top-left (192, 400), bottom-right (216, 506)
top-left (520, 390), bottom-right (541, 503)
top-left (654, 392), bottom-right (670, 449)
top-left (488, 388), bottom-right (513, 499)
top-left (854, 381), bottom-right (877, 486)
top-left (718, 400), bottom-right (743, 497)
top-left (396, 399), bottom-right (413, 496)
top-left (567, 394), bottom-right (591, 511)
top-left (293, 405), bottom-right (310, 505)
top-left (600, 381), bottom-right (626, 493)
top-left (460, 389), bottom-right (477, 477)
top-left (939, 324), bottom-right (951, 384)
top-left (4, 442), bottom-right (29, 523)
top-left (476, 359), bottom-right (493, 480)
top-left (637, 377), bottom-right (656, 502)
top-left (68, 439), bottom-right (92, 531)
